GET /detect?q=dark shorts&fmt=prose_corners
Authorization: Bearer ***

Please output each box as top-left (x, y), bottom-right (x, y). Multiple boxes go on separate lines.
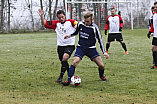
top-left (74, 46), bottom-right (100, 60)
top-left (108, 33), bottom-right (123, 42)
top-left (57, 45), bottom-right (75, 61)
top-left (152, 37), bottom-right (157, 46)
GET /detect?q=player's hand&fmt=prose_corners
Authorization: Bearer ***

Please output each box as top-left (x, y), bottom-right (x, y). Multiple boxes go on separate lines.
top-left (105, 30), bottom-right (107, 35)
top-left (38, 9), bottom-right (43, 17)
top-left (103, 53), bottom-right (109, 59)
top-left (74, 25), bottom-right (77, 29)
top-left (119, 27), bottom-right (122, 31)
top-left (64, 34), bottom-right (70, 39)
top-left (147, 31), bottom-right (152, 39)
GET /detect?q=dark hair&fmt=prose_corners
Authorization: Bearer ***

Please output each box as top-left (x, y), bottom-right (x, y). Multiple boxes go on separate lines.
top-left (57, 10), bottom-right (65, 16)
top-left (118, 11), bottom-right (121, 16)
top-left (151, 6), bottom-right (154, 10)
top-left (111, 8), bottom-right (115, 10)
top-left (154, 2), bottom-right (157, 5)
top-left (84, 12), bottom-right (93, 19)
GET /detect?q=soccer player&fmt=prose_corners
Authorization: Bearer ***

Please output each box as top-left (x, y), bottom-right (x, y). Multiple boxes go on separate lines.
top-left (147, 2), bottom-right (157, 69)
top-left (38, 9), bottom-right (78, 82)
top-left (147, 6), bottom-right (155, 64)
top-left (147, 6), bottom-right (154, 30)
top-left (104, 8), bottom-right (128, 54)
top-left (62, 12), bottom-right (109, 86)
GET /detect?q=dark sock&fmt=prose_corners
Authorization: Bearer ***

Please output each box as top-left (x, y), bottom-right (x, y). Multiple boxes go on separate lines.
top-left (153, 51), bottom-right (157, 66)
top-left (106, 43), bottom-right (110, 51)
top-left (121, 42), bottom-right (127, 51)
top-left (60, 61), bottom-right (69, 78)
top-left (98, 68), bottom-right (104, 78)
top-left (68, 65), bottom-right (75, 82)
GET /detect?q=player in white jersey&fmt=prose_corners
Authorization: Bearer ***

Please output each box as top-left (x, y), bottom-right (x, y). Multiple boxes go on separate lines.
top-left (38, 9), bottom-right (78, 81)
top-left (147, 6), bottom-right (154, 30)
top-left (147, 2), bottom-right (157, 69)
top-left (104, 8), bottom-right (128, 55)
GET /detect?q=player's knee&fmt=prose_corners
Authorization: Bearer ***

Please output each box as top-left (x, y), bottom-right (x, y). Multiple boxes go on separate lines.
top-left (152, 45), bottom-right (157, 52)
top-left (62, 54), bottom-right (69, 61)
top-left (99, 64), bottom-right (104, 70)
top-left (72, 61), bottom-right (79, 67)
top-left (120, 41), bottom-right (124, 44)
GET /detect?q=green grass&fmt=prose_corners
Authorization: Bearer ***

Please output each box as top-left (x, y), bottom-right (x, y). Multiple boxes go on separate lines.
top-left (0, 29), bottom-right (157, 104)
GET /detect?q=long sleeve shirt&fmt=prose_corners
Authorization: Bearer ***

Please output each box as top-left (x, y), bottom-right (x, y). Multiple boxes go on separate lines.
top-left (70, 21), bottom-right (106, 54)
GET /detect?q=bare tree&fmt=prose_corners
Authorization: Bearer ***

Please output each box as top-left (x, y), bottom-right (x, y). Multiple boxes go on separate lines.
top-left (53, 0), bottom-right (58, 20)
top-left (49, 0), bottom-right (52, 20)
top-left (39, 0), bottom-right (44, 29)
top-left (25, 0), bottom-right (34, 31)
top-left (0, 0), bottom-right (5, 31)
top-left (7, 0), bottom-right (10, 30)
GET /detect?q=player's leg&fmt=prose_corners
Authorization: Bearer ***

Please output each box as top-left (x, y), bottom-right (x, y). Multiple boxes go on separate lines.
top-left (106, 34), bottom-right (114, 53)
top-left (120, 41), bottom-right (128, 54)
top-left (151, 45), bottom-right (157, 69)
top-left (150, 37), bottom-right (157, 69)
top-left (57, 53), bottom-right (69, 81)
top-left (56, 46), bottom-right (75, 82)
top-left (92, 56), bottom-right (108, 81)
top-left (56, 46), bottom-right (65, 82)
top-left (62, 56), bottom-right (82, 86)
top-left (62, 46), bottom-right (84, 86)
top-left (117, 33), bottom-right (128, 54)
top-left (87, 48), bottom-right (107, 81)
top-left (62, 45), bottom-right (75, 73)
top-left (106, 42), bottom-right (110, 53)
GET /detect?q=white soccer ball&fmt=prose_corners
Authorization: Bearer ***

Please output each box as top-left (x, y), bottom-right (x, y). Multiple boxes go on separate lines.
top-left (71, 75), bottom-right (81, 86)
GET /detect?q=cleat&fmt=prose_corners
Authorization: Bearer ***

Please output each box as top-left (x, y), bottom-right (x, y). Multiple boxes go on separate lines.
top-left (150, 66), bottom-right (157, 69)
top-left (125, 51), bottom-right (129, 55)
top-left (106, 51), bottom-right (108, 54)
top-left (55, 76), bottom-right (62, 83)
top-left (100, 76), bottom-right (108, 81)
top-left (62, 81), bottom-right (70, 86)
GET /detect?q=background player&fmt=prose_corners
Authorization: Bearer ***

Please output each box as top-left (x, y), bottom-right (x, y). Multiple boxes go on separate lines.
top-left (62, 12), bottom-right (109, 86)
top-left (147, 2), bottom-right (157, 69)
top-left (147, 6), bottom-right (154, 30)
top-left (147, 6), bottom-right (155, 64)
top-left (38, 9), bottom-right (78, 82)
top-left (105, 8), bottom-right (128, 54)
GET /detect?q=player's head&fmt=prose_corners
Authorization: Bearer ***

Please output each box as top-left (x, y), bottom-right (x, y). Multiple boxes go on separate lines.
top-left (154, 2), bottom-right (157, 12)
top-left (118, 11), bottom-right (121, 16)
top-left (84, 12), bottom-right (93, 26)
top-left (151, 6), bottom-right (154, 14)
top-left (57, 10), bottom-right (66, 24)
top-left (111, 8), bottom-right (116, 16)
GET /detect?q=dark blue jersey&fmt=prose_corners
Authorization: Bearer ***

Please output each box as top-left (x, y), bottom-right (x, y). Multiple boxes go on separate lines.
top-left (70, 21), bottom-right (106, 54)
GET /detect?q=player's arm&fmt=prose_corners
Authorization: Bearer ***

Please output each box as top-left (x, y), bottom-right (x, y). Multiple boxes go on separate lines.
top-left (104, 17), bottom-right (109, 35)
top-left (38, 9), bottom-right (46, 25)
top-left (147, 19), bottom-right (154, 39)
top-left (96, 27), bottom-right (109, 59)
top-left (64, 23), bottom-right (79, 39)
top-left (119, 15), bottom-right (123, 31)
top-left (68, 19), bottom-right (78, 29)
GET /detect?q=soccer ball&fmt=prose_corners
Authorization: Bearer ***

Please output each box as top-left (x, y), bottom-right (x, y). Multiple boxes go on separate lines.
top-left (71, 76), bottom-right (81, 86)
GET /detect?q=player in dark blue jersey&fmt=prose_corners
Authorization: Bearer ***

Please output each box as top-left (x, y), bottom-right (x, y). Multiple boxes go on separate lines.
top-left (62, 12), bottom-right (109, 86)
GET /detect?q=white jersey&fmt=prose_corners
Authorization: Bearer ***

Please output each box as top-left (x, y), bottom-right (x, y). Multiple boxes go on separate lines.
top-left (45, 19), bottom-right (77, 46)
top-left (148, 15), bottom-right (153, 30)
top-left (105, 14), bottom-right (123, 33)
top-left (150, 12), bottom-right (157, 38)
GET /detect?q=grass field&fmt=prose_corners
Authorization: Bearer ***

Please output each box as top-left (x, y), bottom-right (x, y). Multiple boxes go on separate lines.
top-left (0, 29), bottom-right (157, 104)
